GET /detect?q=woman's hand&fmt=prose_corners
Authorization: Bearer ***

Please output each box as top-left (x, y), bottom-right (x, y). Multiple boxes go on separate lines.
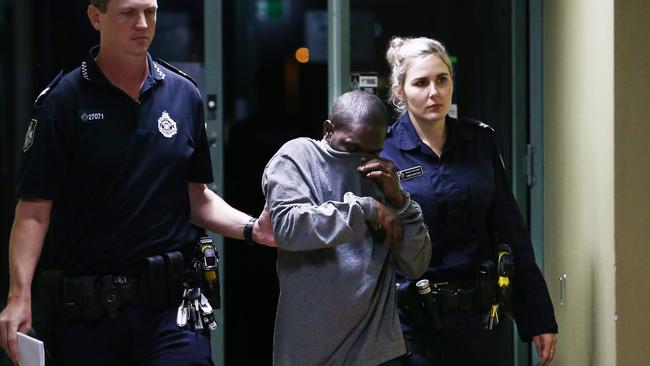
top-left (533, 333), bottom-right (558, 366)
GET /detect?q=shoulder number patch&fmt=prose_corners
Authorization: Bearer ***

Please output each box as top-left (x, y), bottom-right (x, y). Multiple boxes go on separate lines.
top-left (23, 119), bottom-right (38, 152)
top-left (397, 166), bottom-right (424, 181)
top-left (478, 121), bottom-right (495, 132)
top-left (158, 111), bottom-right (177, 138)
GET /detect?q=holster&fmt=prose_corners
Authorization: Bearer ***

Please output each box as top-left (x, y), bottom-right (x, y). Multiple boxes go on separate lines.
top-left (397, 280), bottom-right (429, 329)
top-left (396, 274), bottom-right (488, 332)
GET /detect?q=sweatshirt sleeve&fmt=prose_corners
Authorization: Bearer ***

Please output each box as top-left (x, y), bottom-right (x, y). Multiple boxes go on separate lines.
top-left (262, 151), bottom-right (377, 252)
top-left (389, 191), bottom-right (432, 279)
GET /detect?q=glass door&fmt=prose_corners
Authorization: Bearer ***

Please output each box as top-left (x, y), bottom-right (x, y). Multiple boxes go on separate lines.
top-left (153, 1), bottom-right (225, 363)
top-left (221, 1), bottom-right (328, 364)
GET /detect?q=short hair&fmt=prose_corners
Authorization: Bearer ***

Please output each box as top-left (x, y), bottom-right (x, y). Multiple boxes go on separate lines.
top-left (89, 0), bottom-right (109, 12)
top-left (385, 36), bottom-right (453, 115)
top-left (328, 90), bottom-right (389, 130)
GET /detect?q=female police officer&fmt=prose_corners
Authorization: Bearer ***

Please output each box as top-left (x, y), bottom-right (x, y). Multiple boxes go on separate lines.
top-left (374, 36), bottom-right (558, 365)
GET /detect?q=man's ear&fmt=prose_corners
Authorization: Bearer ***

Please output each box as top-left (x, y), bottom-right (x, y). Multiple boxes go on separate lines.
top-left (323, 120), bottom-right (335, 139)
top-left (87, 5), bottom-right (102, 31)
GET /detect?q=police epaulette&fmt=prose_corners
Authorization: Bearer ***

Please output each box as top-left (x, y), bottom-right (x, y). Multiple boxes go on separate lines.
top-left (459, 117), bottom-right (495, 133)
top-left (33, 70), bottom-right (64, 108)
top-left (155, 59), bottom-right (198, 87)
top-left (386, 120), bottom-right (399, 135)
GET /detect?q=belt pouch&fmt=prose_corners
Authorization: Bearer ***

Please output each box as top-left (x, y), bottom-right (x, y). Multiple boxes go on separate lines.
top-left (143, 255), bottom-right (168, 308)
top-left (163, 251), bottom-right (185, 306)
top-left (420, 289), bottom-right (443, 331)
top-left (477, 260), bottom-right (497, 312)
top-left (396, 280), bottom-right (430, 329)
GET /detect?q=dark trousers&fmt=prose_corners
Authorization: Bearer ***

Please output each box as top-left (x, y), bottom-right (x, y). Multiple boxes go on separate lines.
top-left (49, 304), bottom-right (214, 366)
top-left (389, 310), bottom-right (509, 366)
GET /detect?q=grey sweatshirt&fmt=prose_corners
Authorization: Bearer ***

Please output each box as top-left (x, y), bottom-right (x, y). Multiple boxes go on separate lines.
top-left (262, 138), bottom-right (431, 366)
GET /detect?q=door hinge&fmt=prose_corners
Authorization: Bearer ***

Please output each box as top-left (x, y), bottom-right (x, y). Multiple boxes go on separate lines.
top-left (525, 144), bottom-right (535, 187)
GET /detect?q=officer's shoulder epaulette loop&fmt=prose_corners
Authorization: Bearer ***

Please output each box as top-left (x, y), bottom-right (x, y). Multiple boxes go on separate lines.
top-left (155, 59), bottom-right (198, 87)
top-left (458, 117), bottom-right (495, 133)
top-left (33, 70), bottom-right (64, 108)
top-left (386, 122), bottom-right (397, 135)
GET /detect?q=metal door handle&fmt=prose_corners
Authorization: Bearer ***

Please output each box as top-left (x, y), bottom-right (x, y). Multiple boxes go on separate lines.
top-left (559, 274), bottom-right (567, 310)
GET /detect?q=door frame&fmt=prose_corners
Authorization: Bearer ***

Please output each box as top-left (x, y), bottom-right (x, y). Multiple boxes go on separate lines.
top-left (204, 0), bottom-right (225, 364)
top-left (511, 0), bottom-right (545, 364)
top-left (327, 0), bottom-right (351, 110)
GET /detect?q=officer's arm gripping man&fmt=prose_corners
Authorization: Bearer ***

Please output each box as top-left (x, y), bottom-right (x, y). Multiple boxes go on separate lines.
top-left (0, 199), bottom-right (52, 364)
top-left (188, 182), bottom-right (275, 246)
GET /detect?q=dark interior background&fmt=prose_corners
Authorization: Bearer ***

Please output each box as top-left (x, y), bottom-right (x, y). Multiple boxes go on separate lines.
top-left (0, 1), bottom-right (523, 365)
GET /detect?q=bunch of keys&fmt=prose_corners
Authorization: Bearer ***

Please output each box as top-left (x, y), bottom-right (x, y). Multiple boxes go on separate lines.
top-left (176, 236), bottom-right (221, 331)
top-left (176, 287), bottom-right (218, 331)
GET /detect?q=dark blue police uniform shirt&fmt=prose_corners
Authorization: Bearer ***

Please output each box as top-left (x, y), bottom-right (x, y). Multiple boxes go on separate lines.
top-left (381, 113), bottom-right (557, 340)
top-left (18, 46), bottom-right (214, 275)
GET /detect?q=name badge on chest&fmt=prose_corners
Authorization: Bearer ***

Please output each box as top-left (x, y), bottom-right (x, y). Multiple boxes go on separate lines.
top-left (397, 166), bottom-right (424, 181)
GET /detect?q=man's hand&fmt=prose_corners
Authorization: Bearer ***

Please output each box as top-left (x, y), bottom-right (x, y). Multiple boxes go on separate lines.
top-left (533, 333), bottom-right (557, 366)
top-left (358, 157), bottom-right (404, 209)
top-left (371, 200), bottom-right (403, 249)
top-left (253, 204), bottom-right (277, 247)
top-left (0, 295), bottom-right (33, 365)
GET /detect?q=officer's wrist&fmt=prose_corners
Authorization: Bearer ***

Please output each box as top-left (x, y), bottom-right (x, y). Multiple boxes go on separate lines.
top-left (243, 217), bottom-right (258, 246)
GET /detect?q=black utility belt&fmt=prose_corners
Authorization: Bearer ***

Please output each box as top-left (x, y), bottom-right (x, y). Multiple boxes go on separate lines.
top-left (397, 278), bottom-right (487, 334)
top-left (397, 254), bottom-right (516, 332)
top-left (426, 283), bottom-right (480, 313)
top-left (397, 279), bottom-right (480, 313)
top-left (37, 251), bottom-right (186, 324)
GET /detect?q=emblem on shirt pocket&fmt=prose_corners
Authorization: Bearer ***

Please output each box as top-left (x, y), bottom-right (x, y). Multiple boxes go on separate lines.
top-left (397, 166), bottom-right (423, 181)
top-left (23, 119), bottom-right (37, 152)
top-left (158, 110), bottom-right (177, 138)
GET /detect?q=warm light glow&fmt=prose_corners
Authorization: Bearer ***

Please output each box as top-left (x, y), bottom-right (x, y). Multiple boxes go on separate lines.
top-left (295, 47), bottom-right (309, 63)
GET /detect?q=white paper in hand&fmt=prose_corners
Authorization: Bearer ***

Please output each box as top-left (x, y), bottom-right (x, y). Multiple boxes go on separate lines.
top-left (17, 332), bottom-right (45, 366)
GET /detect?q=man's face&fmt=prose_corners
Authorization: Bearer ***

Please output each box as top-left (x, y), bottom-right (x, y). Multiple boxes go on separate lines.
top-left (324, 121), bottom-right (386, 156)
top-left (90, 0), bottom-right (158, 57)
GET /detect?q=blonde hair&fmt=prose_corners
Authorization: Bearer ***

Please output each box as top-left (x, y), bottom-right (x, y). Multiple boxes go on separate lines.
top-left (385, 36), bottom-right (453, 115)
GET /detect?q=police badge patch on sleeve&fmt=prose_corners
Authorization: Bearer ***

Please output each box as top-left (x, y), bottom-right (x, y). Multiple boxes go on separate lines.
top-left (158, 110), bottom-right (177, 138)
top-left (23, 119), bottom-right (38, 152)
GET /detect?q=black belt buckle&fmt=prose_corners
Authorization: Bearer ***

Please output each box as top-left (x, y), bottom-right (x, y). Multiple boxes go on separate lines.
top-left (99, 275), bottom-right (122, 319)
top-left (98, 274), bottom-right (140, 319)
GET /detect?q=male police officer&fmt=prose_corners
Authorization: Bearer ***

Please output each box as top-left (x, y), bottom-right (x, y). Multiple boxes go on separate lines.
top-left (0, 0), bottom-right (275, 365)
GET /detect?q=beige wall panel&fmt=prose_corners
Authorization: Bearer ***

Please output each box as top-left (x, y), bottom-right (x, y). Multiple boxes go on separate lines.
top-left (544, 0), bottom-right (616, 365)
top-left (614, 0), bottom-right (650, 364)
